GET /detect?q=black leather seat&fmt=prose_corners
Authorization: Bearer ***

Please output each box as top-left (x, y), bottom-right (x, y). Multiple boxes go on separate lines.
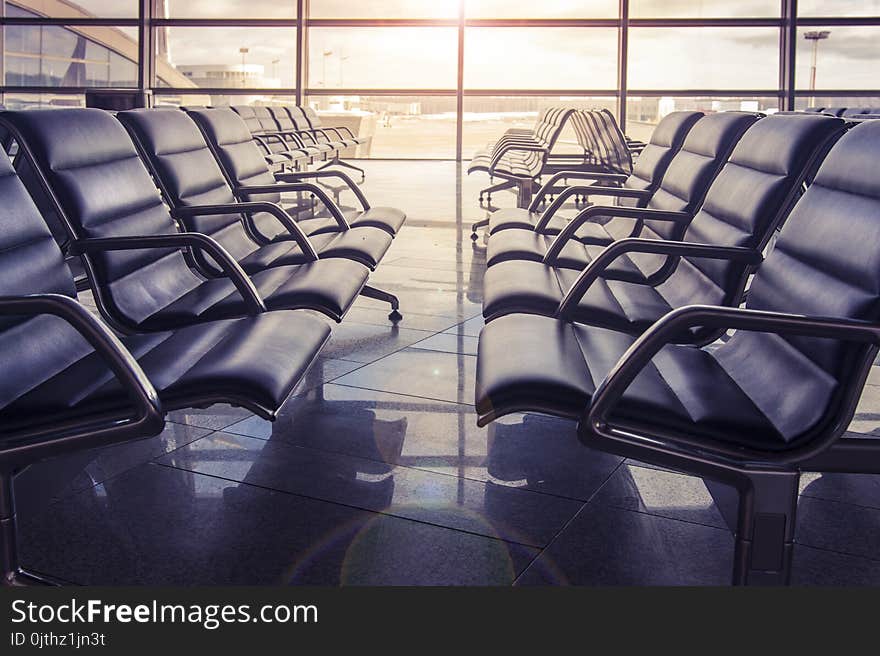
top-left (117, 108), bottom-right (393, 272)
top-left (482, 114), bottom-right (845, 330)
top-left (0, 108), bottom-right (369, 326)
top-left (486, 112), bottom-right (758, 270)
top-left (229, 105), bottom-right (305, 168)
top-left (267, 106), bottom-right (327, 161)
top-left (484, 111), bottom-right (707, 262)
top-left (0, 145), bottom-right (330, 584)
top-left (186, 108), bottom-right (405, 236)
top-left (475, 118), bottom-right (880, 585)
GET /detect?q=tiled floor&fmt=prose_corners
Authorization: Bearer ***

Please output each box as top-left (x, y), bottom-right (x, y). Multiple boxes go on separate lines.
top-left (14, 161), bottom-right (880, 585)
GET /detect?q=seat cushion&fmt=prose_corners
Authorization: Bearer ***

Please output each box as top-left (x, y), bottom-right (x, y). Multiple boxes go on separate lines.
top-left (140, 259), bottom-right (368, 326)
top-left (475, 314), bottom-right (784, 447)
top-left (344, 206), bottom-right (407, 236)
top-left (487, 208), bottom-right (543, 234)
top-left (7, 312), bottom-right (331, 421)
top-left (310, 228), bottom-right (393, 270)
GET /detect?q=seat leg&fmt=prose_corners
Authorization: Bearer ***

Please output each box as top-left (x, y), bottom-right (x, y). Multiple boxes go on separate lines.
top-left (1, 471), bottom-right (63, 586)
top-left (360, 284), bottom-right (402, 322)
top-left (318, 156), bottom-right (366, 182)
top-left (516, 179), bottom-right (536, 209)
top-left (732, 470), bottom-right (799, 586)
top-left (479, 180), bottom-right (516, 204)
top-left (471, 217), bottom-right (489, 240)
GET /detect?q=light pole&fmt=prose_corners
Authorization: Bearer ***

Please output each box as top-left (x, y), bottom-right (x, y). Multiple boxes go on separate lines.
top-left (804, 30), bottom-right (830, 106)
top-left (339, 49), bottom-right (349, 87)
top-left (322, 49), bottom-right (333, 88)
top-left (271, 58), bottom-right (280, 82)
top-left (239, 47), bottom-right (249, 88)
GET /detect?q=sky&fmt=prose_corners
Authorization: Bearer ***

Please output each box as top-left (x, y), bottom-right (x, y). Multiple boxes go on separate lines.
top-left (20, 1), bottom-right (880, 89)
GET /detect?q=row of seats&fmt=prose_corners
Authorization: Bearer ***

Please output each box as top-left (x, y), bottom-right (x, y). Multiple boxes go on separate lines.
top-left (0, 106), bottom-right (405, 585)
top-left (469, 108), bottom-right (643, 225)
top-left (474, 110), bottom-right (880, 584)
top-left (230, 104), bottom-right (368, 181)
top-left (805, 106), bottom-right (880, 117)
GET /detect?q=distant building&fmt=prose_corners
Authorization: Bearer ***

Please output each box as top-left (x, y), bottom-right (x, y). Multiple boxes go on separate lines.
top-left (3, 0), bottom-right (195, 106)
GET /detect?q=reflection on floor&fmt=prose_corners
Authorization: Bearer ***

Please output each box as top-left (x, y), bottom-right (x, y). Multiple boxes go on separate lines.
top-left (14, 161), bottom-right (880, 585)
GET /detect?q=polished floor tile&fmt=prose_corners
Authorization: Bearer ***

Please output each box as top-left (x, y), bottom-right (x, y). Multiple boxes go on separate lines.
top-left (516, 503), bottom-right (733, 586)
top-left (410, 332), bottom-right (480, 356)
top-left (14, 422), bottom-right (211, 516)
top-left (443, 315), bottom-right (484, 337)
top-left (334, 348), bottom-right (476, 404)
top-left (795, 495), bottom-right (880, 560)
top-left (322, 321), bottom-right (434, 363)
top-left (225, 385), bottom-right (623, 502)
top-left (20, 463), bottom-right (536, 585)
top-left (156, 431), bottom-right (583, 548)
top-left (592, 463), bottom-right (729, 530)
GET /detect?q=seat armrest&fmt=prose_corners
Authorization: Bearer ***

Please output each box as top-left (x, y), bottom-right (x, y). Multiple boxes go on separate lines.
top-left (535, 186), bottom-right (652, 231)
top-left (275, 170), bottom-right (370, 210)
top-left (73, 234), bottom-right (266, 314)
top-left (0, 293), bottom-right (164, 460)
top-left (530, 170), bottom-right (631, 209)
top-left (235, 182), bottom-right (350, 230)
top-left (489, 144), bottom-right (548, 172)
top-left (586, 304), bottom-right (880, 465)
top-left (542, 205), bottom-right (691, 258)
top-left (174, 203), bottom-right (319, 261)
top-left (556, 238), bottom-right (761, 318)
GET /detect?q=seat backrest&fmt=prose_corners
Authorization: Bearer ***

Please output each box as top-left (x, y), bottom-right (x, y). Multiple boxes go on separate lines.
top-left (620, 110), bottom-right (704, 203)
top-left (300, 105), bottom-right (323, 130)
top-left (602, 112), bottom-right (757, 246)
top-left (231, 105), bottom-right (263, 135)
top-left (715, 119), bottom-right (880, 444)
top-left (595, 109), bottom-right (633, 175)
top-left (655, 113), bottom-right (846, 311)
top-left (283, 106), bottom-right (313, 133)
top-left (253, 105), bottom-right (281, 132)
top-left (0, 146), bottom-right (101, 424)
top-left (117, 108), bottom-right (263, 272)
top-left (269, 106), bottom-right (298, 132)
top-left (0, 108), bottom-right (208, 329)
top-left (186, 107), bottom-right (280, 202)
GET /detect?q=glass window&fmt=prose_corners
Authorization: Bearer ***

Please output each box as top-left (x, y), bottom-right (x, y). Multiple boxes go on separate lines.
top-left (462, 95), bottom-right (616, 158)
top-left (0, 92), bottom-right (86, 109)
top-left (628, 28), bottom-right (779, 90)
top-left (629, 0), bottom-right (780, 18)
top-left (465, 0), bottom-right (618, 18)
top-left (796, 27), bottom-right (879, 90)
top-left (4, 23), bottom-right (139, 87)
top-left (160, 0), bottom-right (296, 18)
top-left (305, 95), bottom-right (457, 159)
top-left (158, 27), bottom-right (297, 89)
top-left (4, 0), bottom-right (138, 18)
top-left (308, 1), bottom-right (458, 19)
top-left (798, 1), bottom-right (880, 17)
top-left (307, 28), bottom-right (458, 89)
top-left (464, 28), bottom-right (618, 90)
top-left (794, 96), bottom-right (880, 112)
top-left (626, 96), bottom-right (779, 142)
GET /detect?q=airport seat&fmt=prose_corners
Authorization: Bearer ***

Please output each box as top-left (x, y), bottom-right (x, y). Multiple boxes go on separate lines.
top-left (229, 105), bottom-right (309, 169)
top-left (481, 113), bottom-right (846, 330)
top-left (186, 107), bottom-right (406, 237)
top-left (117, 108), bottom-right (394, 273)
top-left (479, 110), bottom-right (705, 246)
top-left (485, 112), bottom-right (758, 268)
top-left (468, 108), bottom-right (575, 207)
top-left (474, 118), bottom-right (880, 585)
top-left (290, 106), bottom-right (367, 181)
top-left (266, 106), bottom-right (329, 162)
top-left (0, 108), bottom-right (371, 325)
top-left (0, 145), bottom-right (331, 585)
